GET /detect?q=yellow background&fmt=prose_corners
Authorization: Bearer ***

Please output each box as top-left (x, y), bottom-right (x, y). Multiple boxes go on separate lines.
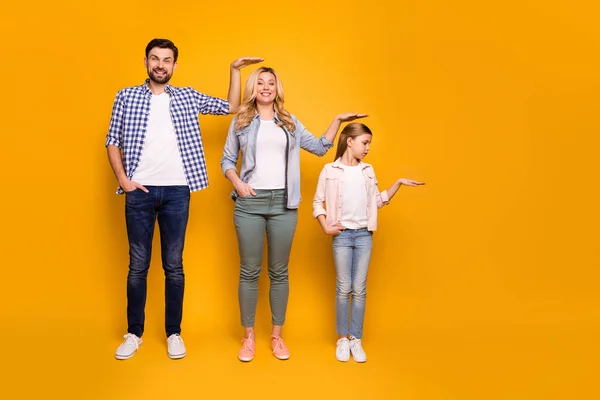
top-left (1, 0), bottom-right (599, 399)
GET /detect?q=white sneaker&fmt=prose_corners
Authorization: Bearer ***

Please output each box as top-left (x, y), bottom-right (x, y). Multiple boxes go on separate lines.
top-left (349, 337), bottom-right (367, 362)
top-left (115, 333), bottom-right (142, 360)
top-left (336, 338), bottom-right (350, 362)
top-left (167, 334), bottom-right (186, 359)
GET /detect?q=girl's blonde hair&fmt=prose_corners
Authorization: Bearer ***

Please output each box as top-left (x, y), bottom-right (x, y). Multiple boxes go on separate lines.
top-left (234, 67), bottom-right (295, 133)
top-left (334, 123), bottom-right (373, 161)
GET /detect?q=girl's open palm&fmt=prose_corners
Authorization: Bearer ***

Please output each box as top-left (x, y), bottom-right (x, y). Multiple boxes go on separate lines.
top-left (399, 179), bottom-right (425, 187)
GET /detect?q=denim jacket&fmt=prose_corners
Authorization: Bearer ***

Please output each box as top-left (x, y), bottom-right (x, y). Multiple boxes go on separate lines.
top-left (221, 113), bottom-right (333, 209)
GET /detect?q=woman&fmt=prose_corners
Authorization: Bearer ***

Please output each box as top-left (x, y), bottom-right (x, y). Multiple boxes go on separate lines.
top-left (221, 66), bottom-right (366, 361)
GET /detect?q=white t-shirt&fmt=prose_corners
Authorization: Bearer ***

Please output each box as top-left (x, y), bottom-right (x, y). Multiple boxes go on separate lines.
top-left (340, 164), bottom-right (368, 229)
top-left (132, 93), bottom-right (188, 186)
top-left (247, 120), bottom-right (287, 189)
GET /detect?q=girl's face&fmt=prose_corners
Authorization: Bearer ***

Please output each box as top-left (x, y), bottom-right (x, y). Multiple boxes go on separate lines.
top-left (255, 72), bottom-right (277, 106)
top-left (347, 133), bottom-right (372, 160)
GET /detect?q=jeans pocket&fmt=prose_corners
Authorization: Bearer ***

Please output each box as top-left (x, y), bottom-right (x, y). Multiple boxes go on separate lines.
top-left (234, 195), bottom-right (250, 212)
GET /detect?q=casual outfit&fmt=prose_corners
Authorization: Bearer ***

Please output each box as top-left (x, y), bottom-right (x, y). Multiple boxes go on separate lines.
top-left (106, 80), bottom-right (229, 359)
top-left (313, 158), bottom-right (391, 362)
top-left (221, 113), bottom-right (333, 360)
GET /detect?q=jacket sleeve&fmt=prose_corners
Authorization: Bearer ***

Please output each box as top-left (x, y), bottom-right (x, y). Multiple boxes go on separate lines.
top-left (220, 118), bottom-right (240, 175)
top-left (373, 170), bottom-right (391, 209)
top-left (295, 116), bottom-right (334, 156)
top-left (312, 167), bottom-right (328, 218)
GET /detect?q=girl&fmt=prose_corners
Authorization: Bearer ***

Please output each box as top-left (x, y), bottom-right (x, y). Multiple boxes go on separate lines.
top-left (221, 67), bottom-right (367, 362)
top-left (312, 122), bottom-right (424, 362)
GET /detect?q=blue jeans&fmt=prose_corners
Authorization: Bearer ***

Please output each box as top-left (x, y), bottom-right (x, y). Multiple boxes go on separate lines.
top-left (124, 186), bottom-right (190, 337)
top-left (332, 228), bottom-right (373, 339)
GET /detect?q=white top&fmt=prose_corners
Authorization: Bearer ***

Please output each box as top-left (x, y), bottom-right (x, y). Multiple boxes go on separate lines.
top-left (340, 164), bottom-right (368, 229)
top-left (247, 120), bottom-right (287, 189)
top-left (132, 93), bottom-right (188, 186)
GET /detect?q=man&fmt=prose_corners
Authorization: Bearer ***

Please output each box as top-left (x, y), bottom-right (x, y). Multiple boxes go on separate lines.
top-left (106, 38), bottom-right (262, 360)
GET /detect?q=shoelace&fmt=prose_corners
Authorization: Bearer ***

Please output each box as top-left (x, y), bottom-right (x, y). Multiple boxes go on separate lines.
top-left (168, 335), bottom-right (183, 346)
top-left (271, 336), bottom-right (285, 352)
top-left (351, 339), bottom-right (363, 353)
top-left (240, 338), bottom-right (254, 351)
top-left (123, 334), bottom-right (139, 349)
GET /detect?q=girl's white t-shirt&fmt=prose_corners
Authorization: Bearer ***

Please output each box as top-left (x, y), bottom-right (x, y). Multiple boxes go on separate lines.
top-left (340, 164), bottom-right (368, 229)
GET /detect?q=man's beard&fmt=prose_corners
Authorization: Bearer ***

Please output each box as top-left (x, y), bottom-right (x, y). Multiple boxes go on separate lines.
top-left (147, 68), bottom-right (172, 84)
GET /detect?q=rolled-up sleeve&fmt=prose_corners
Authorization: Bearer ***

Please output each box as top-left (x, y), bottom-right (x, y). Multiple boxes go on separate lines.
top-left (312, 167), bottom-right (328, 218)
top-left (105, 90), bottom-right (124, 148)
top-left (296, 117), bottom-right (334, 156)
top-left (221, 118), bottom-right (240, 175)
top-left (193, 89), bottom-right (230, 115)
top-left (375, 173), bottom-right (391, 208)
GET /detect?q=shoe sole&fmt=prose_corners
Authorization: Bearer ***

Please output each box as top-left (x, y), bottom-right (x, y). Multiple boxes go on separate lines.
top-left (115, 353), bottom-right (135, 360)
top-left (168, 352), bottom-right (186, 359)
top-left (274, 354), bottom-right (290, 360)
top-left (115, 342), bottom-right (142, 360)
top-left (352, 357), bottom-right (367, 363)
top-left (336, 356), bottom-right (350, 362)
top-left (238, 356), bottom-right (254, 362)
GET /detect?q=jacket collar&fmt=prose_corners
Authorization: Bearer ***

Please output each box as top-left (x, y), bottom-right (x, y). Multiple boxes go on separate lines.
top-left (252, 111), bottom-right (295, 136)
top-left (332, 158), bottom-right (369, 170)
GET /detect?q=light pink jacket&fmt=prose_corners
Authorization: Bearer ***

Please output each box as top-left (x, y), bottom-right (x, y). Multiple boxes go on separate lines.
top-left (312, 159), bottom-right (390, 231)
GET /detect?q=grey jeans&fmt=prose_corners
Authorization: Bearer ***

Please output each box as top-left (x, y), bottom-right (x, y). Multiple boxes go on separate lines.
top-left (234, 189), bottom-right (298, 327)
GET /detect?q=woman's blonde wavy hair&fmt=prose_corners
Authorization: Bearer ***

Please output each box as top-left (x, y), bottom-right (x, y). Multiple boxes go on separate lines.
top-left (234, 67), bottom-right (295, 133)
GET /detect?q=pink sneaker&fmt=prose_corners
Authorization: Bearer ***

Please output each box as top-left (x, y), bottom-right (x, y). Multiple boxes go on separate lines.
top-left (238, 337), bottom-right (255, 362)
top-left (271, 335), bottom-right (290, 360)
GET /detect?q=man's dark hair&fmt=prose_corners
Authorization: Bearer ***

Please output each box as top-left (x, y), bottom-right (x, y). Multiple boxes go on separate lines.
top-left (145, 38), bottom-right (179, 62)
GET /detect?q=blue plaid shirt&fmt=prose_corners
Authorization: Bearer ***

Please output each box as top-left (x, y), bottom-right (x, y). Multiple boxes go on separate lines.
top-left (105, 80), bottom-right (230, 194)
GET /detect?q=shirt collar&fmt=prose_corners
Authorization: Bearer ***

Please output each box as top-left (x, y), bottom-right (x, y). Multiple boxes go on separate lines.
top-left (142, 79), bottom-right (174, 95)
top-left (333, 158), bottom-right (368, 170)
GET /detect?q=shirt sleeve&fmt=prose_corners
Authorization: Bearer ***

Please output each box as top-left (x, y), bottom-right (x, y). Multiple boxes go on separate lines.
top-left (105, 90), bottom-right (125, 148)
top-left (193, 89), bottom-right (230, 115)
